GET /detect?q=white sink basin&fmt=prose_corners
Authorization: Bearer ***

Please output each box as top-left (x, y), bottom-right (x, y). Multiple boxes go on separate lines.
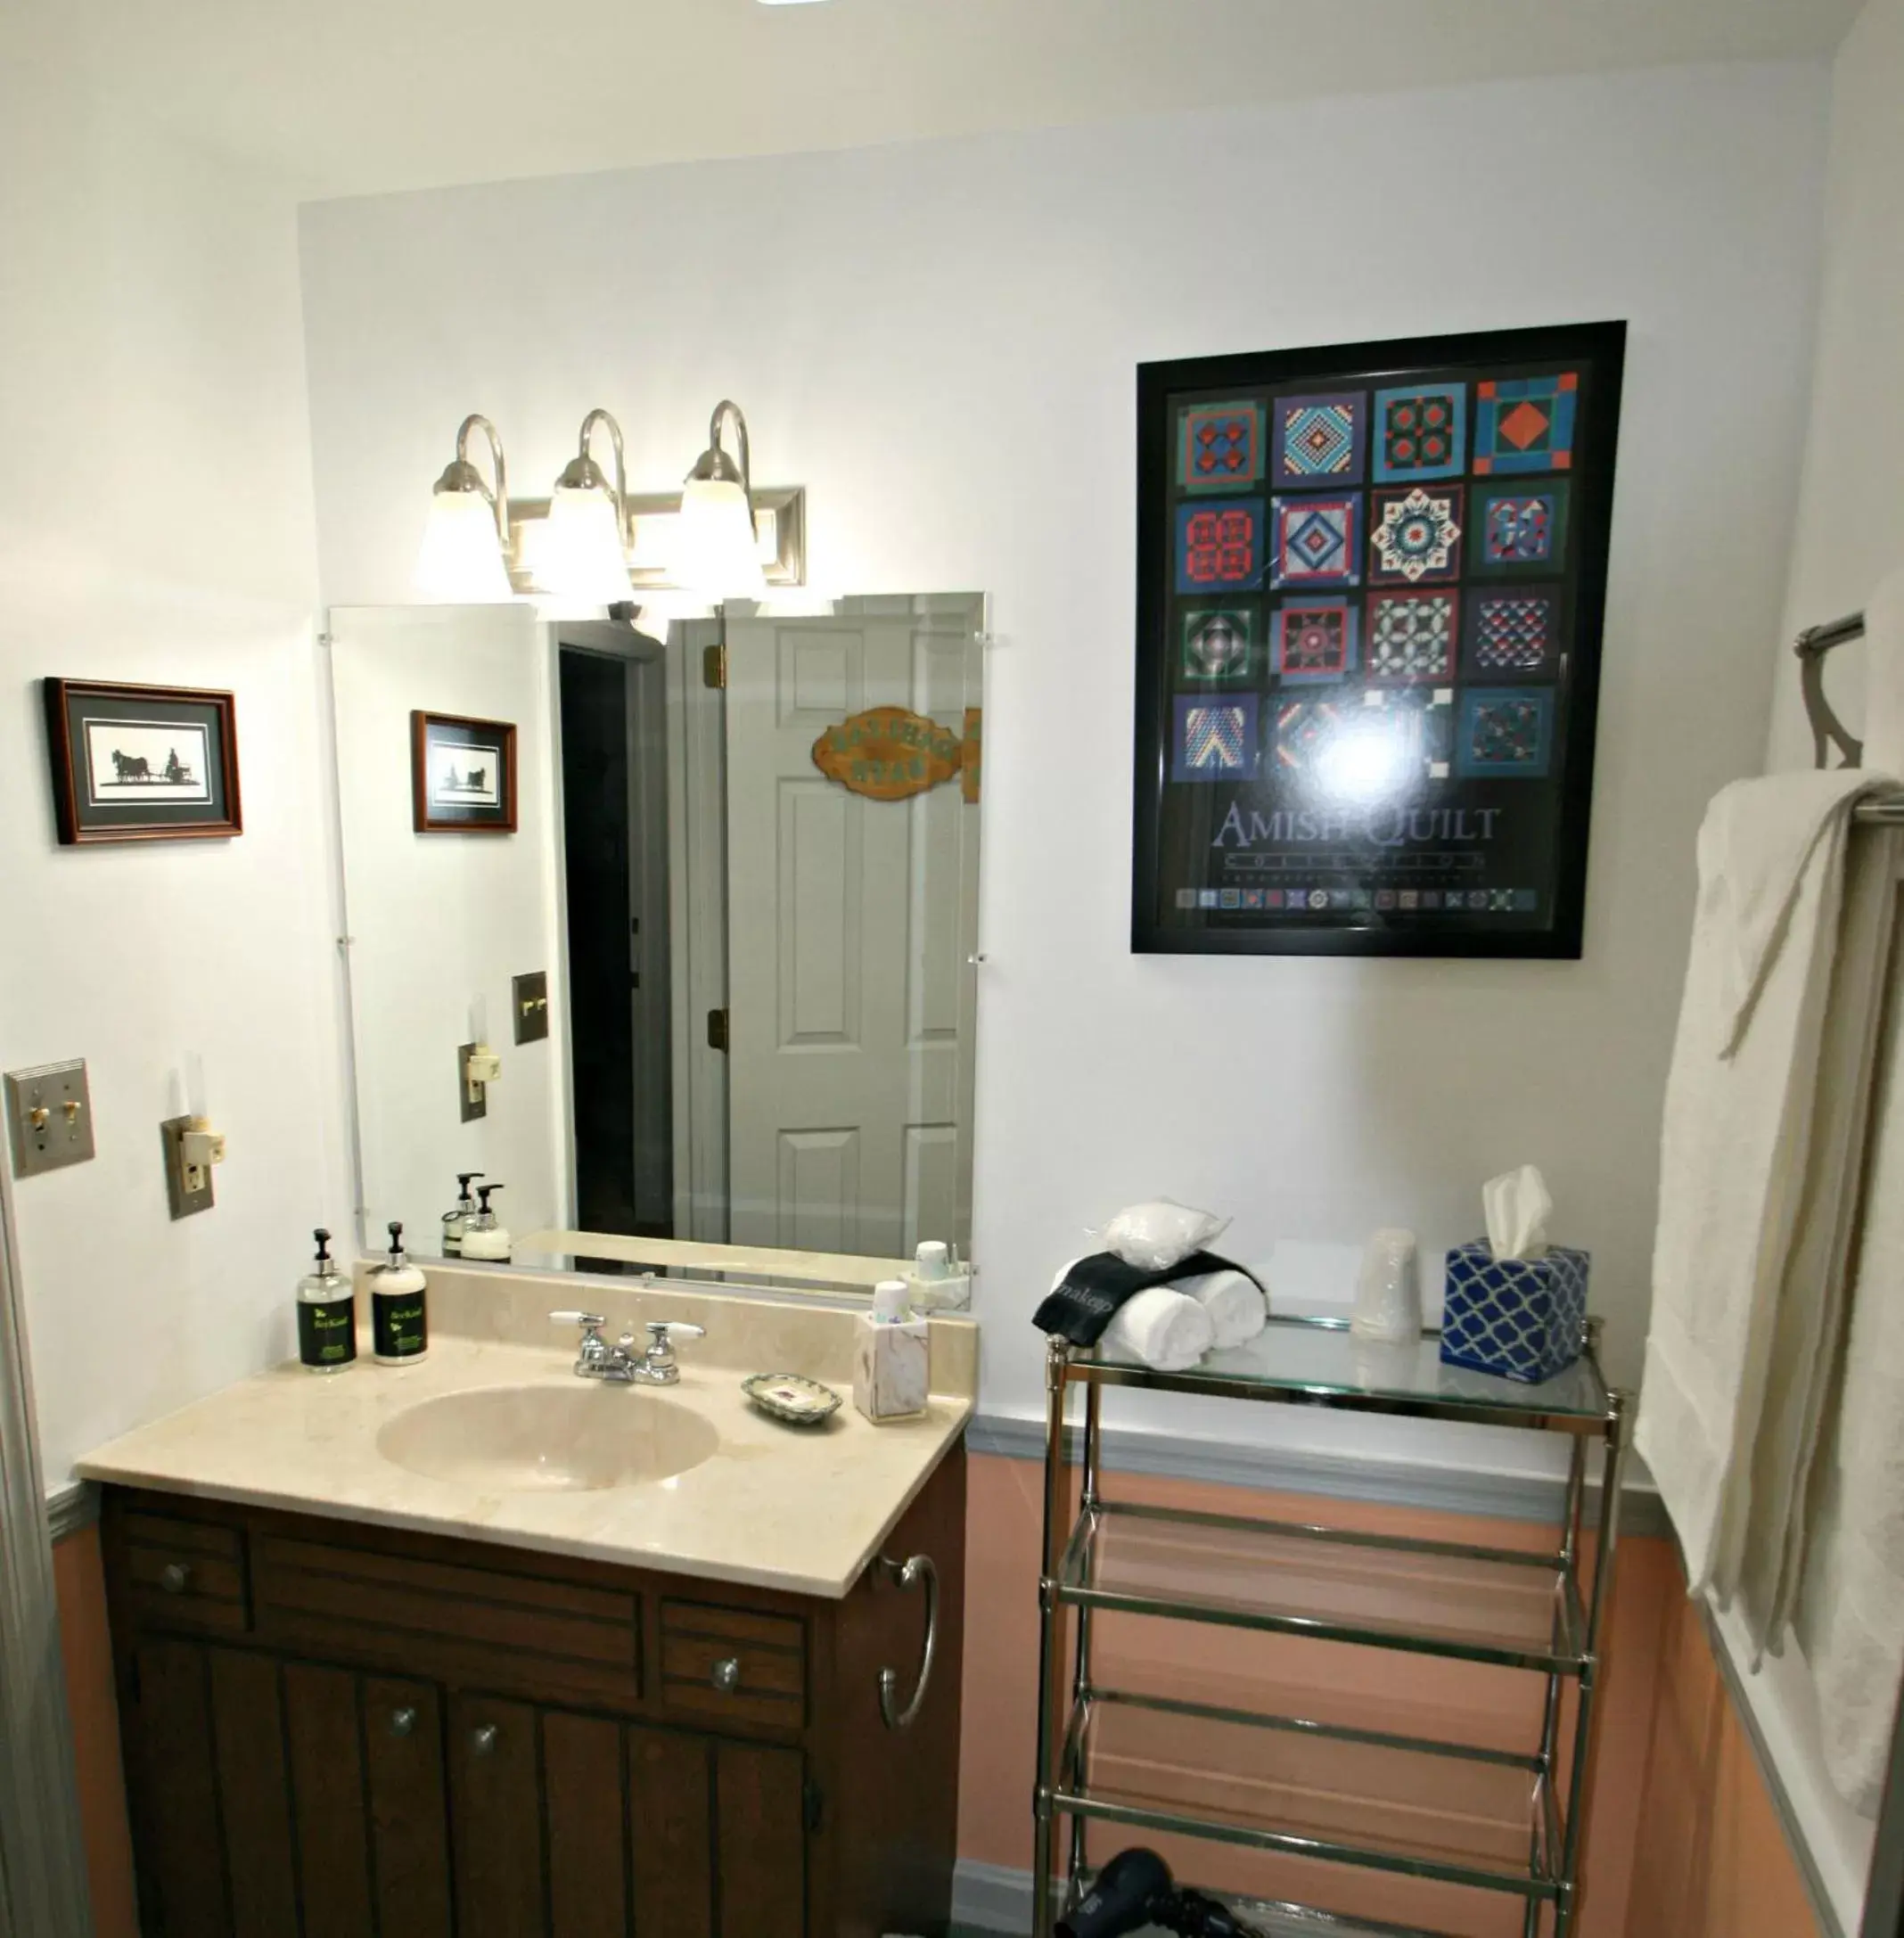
top-left (376, 1384), bottom-right (720, 1493)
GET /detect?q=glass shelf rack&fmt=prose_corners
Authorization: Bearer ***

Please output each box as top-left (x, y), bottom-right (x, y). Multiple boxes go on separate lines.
top-left (1030, 1313), bottom-right (1632, 1938)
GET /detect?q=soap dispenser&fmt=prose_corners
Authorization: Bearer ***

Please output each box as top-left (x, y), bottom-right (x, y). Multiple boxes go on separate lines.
top-left (297, 1228), bottom-right (357, 1373)
top-left (853, 1278), bottom-right (930, 1424)
top-left (460, 1183), bottom-right (512, 1262)
top-left (370, 1221), bottom-right (429, 1366)
top-left (440, 1172), bottom-right (484, 1257)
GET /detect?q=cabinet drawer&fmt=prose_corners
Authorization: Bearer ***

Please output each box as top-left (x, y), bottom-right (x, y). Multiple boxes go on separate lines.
top-left (661, 1599), bottom-right (805, 1729)
top-left (124, 1511), bottom-right (250, 1633)
top-left (253, 1535), bottom-right (642, 1710)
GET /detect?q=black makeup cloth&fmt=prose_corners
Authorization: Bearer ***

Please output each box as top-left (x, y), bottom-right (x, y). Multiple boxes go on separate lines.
top-left (1033, 1251), bottom-right (1266, 1346)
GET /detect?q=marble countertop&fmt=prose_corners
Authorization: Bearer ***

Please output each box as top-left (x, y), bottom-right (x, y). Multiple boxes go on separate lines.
top-left (76, 1278), bottom-right (976, 1599)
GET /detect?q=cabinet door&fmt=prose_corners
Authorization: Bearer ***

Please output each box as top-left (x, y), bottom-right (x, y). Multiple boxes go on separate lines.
top-left (132, 1638), bottom-right (234, 1938)
top-left (715, 1739), bottom-right (807, 1938)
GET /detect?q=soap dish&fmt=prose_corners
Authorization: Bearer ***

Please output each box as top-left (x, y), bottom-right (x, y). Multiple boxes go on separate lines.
top-left (742, 1372), bottom-right (842, 1427)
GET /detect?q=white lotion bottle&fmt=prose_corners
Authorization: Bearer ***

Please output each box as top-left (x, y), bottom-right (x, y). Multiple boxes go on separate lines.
top-left (460, 1182), bottom-right (513, 1261)
top-left (853, 1278), bottom-right (930, 1424)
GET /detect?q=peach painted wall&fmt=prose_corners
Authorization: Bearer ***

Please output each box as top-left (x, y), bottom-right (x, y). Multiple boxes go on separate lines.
top-left (958, 1450), bottom-right (1823, 1937)
top-left (52, 1523), bottom-right (138, 1938)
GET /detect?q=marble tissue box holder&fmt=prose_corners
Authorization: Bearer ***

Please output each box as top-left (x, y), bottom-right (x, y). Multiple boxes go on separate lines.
top-left (1439, 1240), bottom-right (1591, 1384)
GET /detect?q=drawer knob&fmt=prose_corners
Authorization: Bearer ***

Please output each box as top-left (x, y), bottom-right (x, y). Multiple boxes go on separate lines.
top-left (160, 1562), bottom-right (192, 1596)
top-left (390, 1706), bottom-right (418, 1738)
top-left (711, 1656), bottom-right (742, 1694)
top-left (471, 1723), bottom-right (499, 1756)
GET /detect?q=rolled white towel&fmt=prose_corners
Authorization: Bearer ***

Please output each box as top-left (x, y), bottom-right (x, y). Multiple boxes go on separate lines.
top-left (1100, 1287), bottom-right (1215, 1372)
top-left (1171, 1267), bottom-right (1267, 1350)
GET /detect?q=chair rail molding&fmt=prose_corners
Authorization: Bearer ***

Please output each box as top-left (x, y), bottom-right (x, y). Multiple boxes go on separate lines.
top-left (0, 1160), bottom-right (93, 1936)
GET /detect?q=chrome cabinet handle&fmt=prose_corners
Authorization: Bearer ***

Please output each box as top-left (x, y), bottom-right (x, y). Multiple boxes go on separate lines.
top-left (390, 1706), bottom-right (418, 1738)
top-left (471, 1723), bottom-right (498, 1756)
top-left (876, 1553), bottom-right (939, 1732)
top-left (160, 1562), bottom-right (191, 1595)
top-left (711, 1657), bottom-right (742, 1694)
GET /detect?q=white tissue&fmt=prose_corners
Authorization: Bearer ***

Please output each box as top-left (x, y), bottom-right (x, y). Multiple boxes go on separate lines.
top-left (1483, 1165), bottom-right (1553, 1261)
top-left (1101, 1198), bottom-right (1231, 1273)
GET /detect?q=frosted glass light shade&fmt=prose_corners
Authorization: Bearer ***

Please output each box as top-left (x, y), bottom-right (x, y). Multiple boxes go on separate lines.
top-left (674, 478), bottom-right (768, 600)
top-left (415, 490), bottom-right (513, 603)
top-left (538, 485), bottom-right (632, 604)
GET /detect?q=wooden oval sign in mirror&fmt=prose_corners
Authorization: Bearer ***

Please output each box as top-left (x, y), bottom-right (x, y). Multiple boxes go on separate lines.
top-left (811, 706), bottom-right (963, 801)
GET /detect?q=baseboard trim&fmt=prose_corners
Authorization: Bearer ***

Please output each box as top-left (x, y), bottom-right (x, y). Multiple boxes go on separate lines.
top-left (45, 1479), bottom-right (98, 1543)
top-left (954, 1857), bottom-right (1033, 1933)
top-left (966, 1410), bottom-right (1666, 1540)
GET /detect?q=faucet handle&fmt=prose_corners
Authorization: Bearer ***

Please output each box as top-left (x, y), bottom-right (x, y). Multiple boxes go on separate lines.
top-left (644, 1321), bottom-right (705, 1345)
top-left (551, 1310), bottom-right (607, 1335)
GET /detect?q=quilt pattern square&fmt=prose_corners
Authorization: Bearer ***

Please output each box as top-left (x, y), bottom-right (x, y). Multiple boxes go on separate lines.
top-left (1273, 697), bottom-right (1343, 774)
top-left (1466, 587), bottom-right (1561, 676)
top-left (1473, 374), bottom-right (1579, 475)
top-left (1176, 497), bottom-right (1264, 593)
top-left (1357, 686), bottom-right (1455, 781)
top-left (1475, 482), bottom-right (1570, 573)
top-left (1179, 401), bottom-right (1266, 493)
top-left (1372, 383), bottom-right (1466, 482)
top-left (1268, 492), bottom-right (1361, 589)
top-left (1172, 694), bottom-right (1260, 782)
top-left (1370, 484), bottom-right (1464, 585)
top-left (1273, 393), bottom-right (1366, 486)
top-left (1457, 687), bottom-right (1555, 779)
top-left (1272, 596), bottom-right (1358, 684)
top-left (1180, 607), bottom-right (1258, 681)
top-left (1366, 589), bottom-right (1458, 682)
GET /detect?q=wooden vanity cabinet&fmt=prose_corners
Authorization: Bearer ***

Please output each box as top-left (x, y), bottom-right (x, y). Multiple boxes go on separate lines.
top-left (100, 1441), bottom-right (964, 1938)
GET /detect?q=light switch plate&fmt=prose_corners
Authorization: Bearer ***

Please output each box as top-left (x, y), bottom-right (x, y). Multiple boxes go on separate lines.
top-left (160, 1115), bottom-right (215, 1219)
top-left (458, 1043), bottom-right (488, 1123)
top-left (513, 971), bottom-right (550, 1046)
top-left (4, 1060), bottom-right (95, 1178)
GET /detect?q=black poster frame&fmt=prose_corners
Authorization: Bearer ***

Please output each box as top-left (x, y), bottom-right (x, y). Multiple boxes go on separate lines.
top-left (1132, 321), bottom-right (1627, 958)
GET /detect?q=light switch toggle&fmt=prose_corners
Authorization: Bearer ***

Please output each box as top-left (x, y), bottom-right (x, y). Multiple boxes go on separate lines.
top-left (4, 1059), bottom-right (95, 1178)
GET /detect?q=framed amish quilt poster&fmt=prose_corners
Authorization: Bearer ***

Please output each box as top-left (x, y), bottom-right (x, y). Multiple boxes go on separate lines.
top-left (1132, 322), bottom-right (1625, 957)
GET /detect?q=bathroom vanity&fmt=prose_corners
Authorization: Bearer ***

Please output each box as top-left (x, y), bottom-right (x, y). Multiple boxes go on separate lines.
top-left (79, 1275), bottom-right (974, 1938)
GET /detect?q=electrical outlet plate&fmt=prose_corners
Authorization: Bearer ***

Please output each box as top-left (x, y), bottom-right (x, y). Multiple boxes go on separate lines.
top-left (513, 971), bottom-right (550, 1046)
top-left (458, 1043), bottom-right (488, 1122)
top-left (4, 1059), bottom-right (95, 1178)
top-left (160, 1114), bottom-right (215, 1219)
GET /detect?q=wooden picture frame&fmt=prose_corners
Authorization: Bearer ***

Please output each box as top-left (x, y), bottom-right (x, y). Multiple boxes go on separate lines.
top-left (411, 710), bottom-right (518, 834)
top-left (42, 677), bottom-right (242, 845)
top-left (1131, 321), bottom-right (1627, 958)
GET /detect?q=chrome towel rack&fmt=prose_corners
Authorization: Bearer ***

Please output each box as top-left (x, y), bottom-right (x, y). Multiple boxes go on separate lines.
top-left (1795, 610), bottom-right (1904, 822)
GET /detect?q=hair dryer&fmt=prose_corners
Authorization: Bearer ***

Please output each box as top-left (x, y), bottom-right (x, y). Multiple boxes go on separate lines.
top-left (1056, 1847), bottom-right (1264, 1938)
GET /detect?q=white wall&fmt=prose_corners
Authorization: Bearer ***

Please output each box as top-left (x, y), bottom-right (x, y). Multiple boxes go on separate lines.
top-left (329, 605), bottom-right (566, 1252)
top-left (1769, 0), bottom-right (1904, 771)
top-left (300, 62), bottom-right (1829, 1466)
top-left (0, 7), bottom-right (346, 1480)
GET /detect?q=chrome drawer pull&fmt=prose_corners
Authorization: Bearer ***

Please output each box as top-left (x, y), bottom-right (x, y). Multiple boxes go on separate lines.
top-left (390, 1706), bottom-right (418, 1738)
top-left (876, 1553), bottom-right (939, 1732)
top-left (160, 1562), bottom-right (191, 1595)
top-left (711, 1657), bottom-right (742, 1694)
top-left (472, 1723), bottom-right (498, 1756)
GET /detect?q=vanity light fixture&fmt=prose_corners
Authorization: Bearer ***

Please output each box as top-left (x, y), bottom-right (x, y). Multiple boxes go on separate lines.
top-left (677, 399), bottom-right (769, 600)
top-left (415, 415), bottom-right (513, 603)
top-left (539, 407), bottom-right (636, 605)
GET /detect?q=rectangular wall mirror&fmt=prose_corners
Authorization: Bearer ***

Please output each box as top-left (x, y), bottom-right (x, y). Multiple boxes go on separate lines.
top-left (328, 594), bottom-right (986, 1298)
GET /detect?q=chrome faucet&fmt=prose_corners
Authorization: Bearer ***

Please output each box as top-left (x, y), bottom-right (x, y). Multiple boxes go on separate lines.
top-left (550, 1311), bottom-right (705, 1384)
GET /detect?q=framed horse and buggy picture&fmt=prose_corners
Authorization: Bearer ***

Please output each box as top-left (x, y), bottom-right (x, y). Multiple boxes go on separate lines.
top-left (42, 678), bottom-right (242, 845)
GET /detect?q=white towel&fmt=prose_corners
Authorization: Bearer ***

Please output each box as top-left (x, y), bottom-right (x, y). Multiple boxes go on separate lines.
top-left (1738, 820), bottom-right (1900, 1648)
top-left (1101, 1287), bottom-right (1214, 1372)
top-left (1171, 1267), bottom-right (1268, 1350)
top-left (1795, 935), bottom-right (1904, 1813)
top-left (1637, 770), bottom-right (1891, 1597)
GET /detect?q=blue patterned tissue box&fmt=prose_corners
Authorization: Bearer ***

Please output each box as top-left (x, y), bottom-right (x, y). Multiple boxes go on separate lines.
top-left (1440, 1241), bottom-right (1590, 1384)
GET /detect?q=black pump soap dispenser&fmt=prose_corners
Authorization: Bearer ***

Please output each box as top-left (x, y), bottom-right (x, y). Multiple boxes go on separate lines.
top-left (440, 1172), bottom-right (485, 1257)
top-left (370, 1221), bottom-right (430, 1365)
top-left (297, 1228), bottom-right (357, 1373)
